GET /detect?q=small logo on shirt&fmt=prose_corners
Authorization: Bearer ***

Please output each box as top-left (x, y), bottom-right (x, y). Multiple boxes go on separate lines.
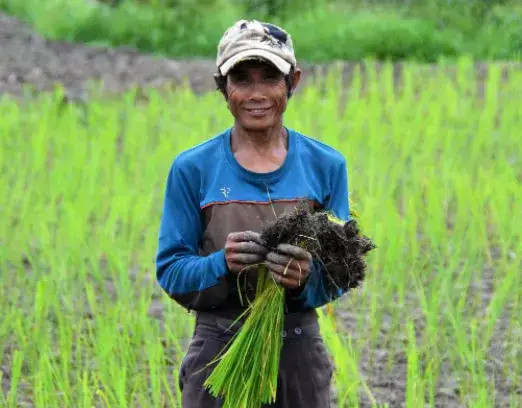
top-left (220, 187), bottom-right (231, 198)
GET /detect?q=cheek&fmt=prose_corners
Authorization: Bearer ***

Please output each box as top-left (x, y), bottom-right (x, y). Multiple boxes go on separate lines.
top-left (226, 86), bottom-right (243, 113)
top-left (273, 86), bottom-right (288, 112)
top-left (225, 82), bottom-right (289, 118)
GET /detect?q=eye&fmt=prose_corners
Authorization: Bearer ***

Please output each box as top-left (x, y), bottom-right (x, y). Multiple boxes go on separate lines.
top-left (229, 73), bottom-right (249, 85)
top-left (264, 71), bottom-right (283, 82)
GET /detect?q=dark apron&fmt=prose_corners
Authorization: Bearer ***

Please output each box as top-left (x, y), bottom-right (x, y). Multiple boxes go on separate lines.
top-left (178, 309), bottom-right (333, 408)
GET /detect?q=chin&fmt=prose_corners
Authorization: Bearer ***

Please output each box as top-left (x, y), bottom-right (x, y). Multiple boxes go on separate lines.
top-left (243, 123), bottom-right (272, 132)
top-left (238, 117), bottom-right (279, 132)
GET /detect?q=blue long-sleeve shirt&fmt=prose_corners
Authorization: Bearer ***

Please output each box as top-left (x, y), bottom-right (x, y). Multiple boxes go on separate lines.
top-left (156, 127), bottom-right (350, 312)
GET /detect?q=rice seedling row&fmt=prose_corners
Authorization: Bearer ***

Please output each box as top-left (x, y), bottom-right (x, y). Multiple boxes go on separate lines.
top-left (0, 58), bottom-right (519, 407)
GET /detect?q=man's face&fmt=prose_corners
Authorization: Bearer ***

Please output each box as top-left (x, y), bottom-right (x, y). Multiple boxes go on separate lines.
top-left (226, 60), bottom-right (289, 132)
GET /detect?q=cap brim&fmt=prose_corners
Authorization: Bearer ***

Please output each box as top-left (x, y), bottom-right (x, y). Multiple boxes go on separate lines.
top-left (219, 49), bottom-right (291, 75)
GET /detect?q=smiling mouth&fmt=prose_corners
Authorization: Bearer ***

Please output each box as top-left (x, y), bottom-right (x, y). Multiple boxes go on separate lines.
top-left (245, 107), bottom-right (272, 114)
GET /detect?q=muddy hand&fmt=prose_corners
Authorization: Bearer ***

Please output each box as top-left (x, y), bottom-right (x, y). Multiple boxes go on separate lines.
top-left (265, 243), bottom-right (312, 290)
top-left (224, 231), bottom-right (268, 274)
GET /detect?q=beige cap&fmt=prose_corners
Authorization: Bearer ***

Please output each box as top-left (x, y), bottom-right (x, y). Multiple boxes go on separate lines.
top-left (216, 20), bottom-right (296, 75)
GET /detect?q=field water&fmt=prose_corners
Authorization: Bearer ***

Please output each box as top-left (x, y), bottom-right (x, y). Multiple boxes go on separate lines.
top-left (1, 12), bottom-right (521, 408)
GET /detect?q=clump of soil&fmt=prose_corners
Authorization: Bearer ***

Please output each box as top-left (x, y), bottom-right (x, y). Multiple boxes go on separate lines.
top-left (260, 205), bottom-right (375, 296)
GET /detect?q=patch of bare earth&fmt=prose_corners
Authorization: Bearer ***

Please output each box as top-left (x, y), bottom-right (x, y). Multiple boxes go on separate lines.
top-left (335, 262), bottom-right (519, 408)
top-left (0, 12), bottom-right (218, 99)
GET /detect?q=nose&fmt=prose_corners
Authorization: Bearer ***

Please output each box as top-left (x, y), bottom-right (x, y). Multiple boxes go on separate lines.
top-left (248, 81), bottom-right (268, 100)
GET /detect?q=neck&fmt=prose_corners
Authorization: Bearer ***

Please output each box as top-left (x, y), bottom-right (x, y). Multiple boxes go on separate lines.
top-left (231, 122), bottom-right (287, 153)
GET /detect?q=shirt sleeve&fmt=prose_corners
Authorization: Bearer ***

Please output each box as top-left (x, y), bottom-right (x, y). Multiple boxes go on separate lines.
top-left (293, 157), bottom-right (350, 309)
top-left (155, 157), bottom-right (229, 311)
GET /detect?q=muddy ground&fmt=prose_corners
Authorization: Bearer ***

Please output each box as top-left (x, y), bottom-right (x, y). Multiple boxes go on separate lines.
top-left (1, 11), bottom-right (519, 408)
top-left (0, 12), bottom-right (331, 99)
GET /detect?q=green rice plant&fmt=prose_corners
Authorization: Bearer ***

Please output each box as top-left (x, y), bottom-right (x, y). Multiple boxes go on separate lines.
top-left (318, 307), bottom-right (375, 407)
top-left (204, 266), bottom-right (285, 407)
top-left (1, 0), bottom-right (521, 60)
top-left (0, 59), bottom-right (520, 406)
top-left (406, 321), bottom-right (424, 408)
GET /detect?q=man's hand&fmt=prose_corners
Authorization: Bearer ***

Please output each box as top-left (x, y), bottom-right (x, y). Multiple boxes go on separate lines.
top-left (265, 244), bottom-right (312, 290)
top-left (224, 231), bottom-right (268, 274)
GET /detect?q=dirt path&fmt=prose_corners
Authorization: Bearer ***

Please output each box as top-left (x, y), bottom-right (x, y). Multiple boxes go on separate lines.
top-left (0, 12), bottom-right (220, 98)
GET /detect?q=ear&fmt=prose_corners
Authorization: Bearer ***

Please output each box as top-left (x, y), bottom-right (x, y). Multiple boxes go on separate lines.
top-left (213, 73), bottom-right (229, 101)
top-left (290, 68), bottom-right (302, 95)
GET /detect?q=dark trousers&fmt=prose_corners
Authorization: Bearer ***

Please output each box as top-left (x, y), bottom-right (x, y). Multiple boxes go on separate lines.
top-left (179, 309), bottom-right (333, 408)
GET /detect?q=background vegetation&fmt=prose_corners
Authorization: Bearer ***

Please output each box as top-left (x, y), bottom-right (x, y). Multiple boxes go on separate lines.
top-left (0, 0), bottom-right (521, 61)
top-left (1, 60), bottom-right (520, 407)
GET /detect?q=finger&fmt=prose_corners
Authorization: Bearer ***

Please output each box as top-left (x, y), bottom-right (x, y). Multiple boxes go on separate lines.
top-left (265, 260), bottom-right (287, 275)
top-left (228, 231), bottom-right (265, 245)
top-left (266, 251), bottom-right (294, 267)
top-left (268, 256), bottom-right (310, 279)
top-left (265, 260), bottom-right (307, 281)
top-left (230, 253), bottom-right (265, 264)
top-left (234, 241), bottom-right (268, 255)
top-left (270, 271), bottom-right (300, 289)
top-left (266, 252), bottom-right (308, 273)
top-left (271, 271), bottom-right (282, 284)
top-left (276, 244), bottom-right (312, 261)
top-left (228, 263), bottom-right (258, 274)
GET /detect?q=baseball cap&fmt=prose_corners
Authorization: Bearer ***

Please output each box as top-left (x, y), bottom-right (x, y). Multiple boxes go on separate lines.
top-left (216, 20), bottom-right (296, 76)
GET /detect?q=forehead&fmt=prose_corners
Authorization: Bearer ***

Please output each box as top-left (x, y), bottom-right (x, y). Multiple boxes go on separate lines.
top-left (228, 59), bottom-right (281, 75)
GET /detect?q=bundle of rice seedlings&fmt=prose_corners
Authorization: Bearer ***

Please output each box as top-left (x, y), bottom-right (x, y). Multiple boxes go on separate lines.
top-left (204, 265), bottom-right (284, 407)
top-left (204, 206), bottom-right (375, 407)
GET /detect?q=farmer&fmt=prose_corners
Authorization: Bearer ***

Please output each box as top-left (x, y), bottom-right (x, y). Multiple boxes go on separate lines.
top-left (156, 20), bottom-right (350, 408)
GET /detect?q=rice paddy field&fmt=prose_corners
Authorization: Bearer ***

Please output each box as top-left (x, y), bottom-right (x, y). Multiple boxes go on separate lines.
top-left (0, 59), bottom-right (520, 407)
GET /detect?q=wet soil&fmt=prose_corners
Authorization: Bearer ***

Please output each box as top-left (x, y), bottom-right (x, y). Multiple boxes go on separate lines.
top-left (0, 12), bottom-right (218, 98)
top-left (261, 208), bottom-right (375, 296)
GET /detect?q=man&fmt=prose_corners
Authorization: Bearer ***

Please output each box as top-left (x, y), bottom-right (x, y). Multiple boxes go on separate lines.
top-left (156, 20), bottom-right (350, 408)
